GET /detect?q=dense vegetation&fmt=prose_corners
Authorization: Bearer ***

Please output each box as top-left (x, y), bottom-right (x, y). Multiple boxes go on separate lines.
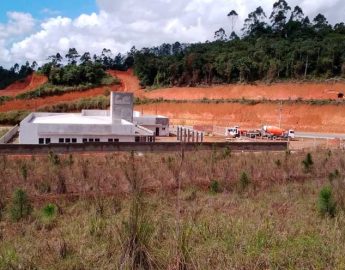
top-left (0, 62), bottom-right (35, 90)
top-left (133, 0), bottom-right (345, 87)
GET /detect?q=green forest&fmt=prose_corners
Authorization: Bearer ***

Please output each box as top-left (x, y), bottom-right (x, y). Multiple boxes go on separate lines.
top-left (0, 62), bottom-right (34, 89)
top-left (2, 0), bottom-right (345, 90)
top-left (133, 0), bottom-right (345, 87)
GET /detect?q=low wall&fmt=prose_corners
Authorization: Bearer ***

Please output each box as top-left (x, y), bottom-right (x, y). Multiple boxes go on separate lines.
top-left (0, 125), bottom-right (19, 144)
top-left (0, 141), bottom-right (288, 155)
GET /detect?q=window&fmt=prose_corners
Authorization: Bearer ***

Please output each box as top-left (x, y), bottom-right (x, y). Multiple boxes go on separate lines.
top-left (83, 138), bottom-right (87, 143)
top-left (45, 138), bottom-right (51, 144)
top-left (89, 139), bottom-right (94, 142)
top-left (59, 138), bottom-right (64, 143)
top-left (95, 138), bottom-right (100, 142)
top-left (162, 127), bottom-right (166, 131)
top-left (135, 136), bottom-right (140, 142)
top-left (39, 138), bottom-right (44, 144)
top-left (108, 138), bottom-right (114, 142)
top-left (65, 138), bottom-right (71, 143)
top-left (114, 139), bottom-right (119, 142)
top-left (72, 138), bottom-right (77, 143)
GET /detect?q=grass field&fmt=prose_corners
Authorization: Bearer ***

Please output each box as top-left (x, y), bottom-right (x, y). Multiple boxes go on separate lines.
top-left (0, 149), bottom-right (345, 269)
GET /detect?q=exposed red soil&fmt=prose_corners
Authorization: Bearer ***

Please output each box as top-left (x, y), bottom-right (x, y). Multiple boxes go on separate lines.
top-left (0, 73), bottom-right (48, 96)
top-left (109, 69), bottom-right (345, 101)
top-left (107, 69), bottom-right (145, 97)
top-left (0, 85), bottom-right (120, 112)
top-left (135, 102), bottom-right (345, 133)
top-left (144, 82), bottom-right (345, 101)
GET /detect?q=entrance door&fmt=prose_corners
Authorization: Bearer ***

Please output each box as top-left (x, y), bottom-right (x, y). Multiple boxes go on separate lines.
top-left (156, 127), bottom-right (160, 136)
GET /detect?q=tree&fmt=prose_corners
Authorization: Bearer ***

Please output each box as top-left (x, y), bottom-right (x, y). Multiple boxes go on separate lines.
top-left (31, 61), bottom-right (38, 70)
top-left (214, 28), bottom-right (227, 41)
top-left (313, 13), bottom-right (331, 32)
top-left (48, 53), bottom-right (63, 67)
top-left (290, 6), bottom-right (304, 22)
top-left (80, 52), bottom-right (91, 64)
top-left (242, 6), bottom-right (268, 37)
top-left (270, 0), bottom-right (291, 34)
top-left (227, 10), bottom-right (238, 32)
top-left (65, 48), bottom-right (80, 65)
top-left (172, 42), bottom-right (183, 55)
top-left (101, 48), bottom-right (113, 68)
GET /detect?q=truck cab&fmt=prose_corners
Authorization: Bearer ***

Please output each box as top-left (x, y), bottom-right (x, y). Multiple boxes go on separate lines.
top-left (226, 126), bottom-right (240, 138)
top-left (286, 129), bottom-right (295, 139)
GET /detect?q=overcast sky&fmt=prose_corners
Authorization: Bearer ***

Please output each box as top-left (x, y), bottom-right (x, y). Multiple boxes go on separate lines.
top-left (0, 0), bottom-right (344, 67)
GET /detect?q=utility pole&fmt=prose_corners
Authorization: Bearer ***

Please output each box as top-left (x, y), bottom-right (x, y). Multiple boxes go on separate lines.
top-left (278, 101), bottom-right (283, 128)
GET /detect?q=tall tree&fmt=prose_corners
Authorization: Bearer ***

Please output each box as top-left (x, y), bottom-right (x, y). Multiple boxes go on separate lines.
top-left (242, 6), bottom-right (268, 37)
top-left (313, 13), bottom-right (330, 32)
top-left (227, 10), bottom-right (238, 32)
top-left (270, 0), bottom-right (291, 34)
top-left (214, 28), bottom-right (227, 41)
top-left (80, 52), bottom-right (91, 64)
top-left (290, 6), bottom-right (304, 22)
top-left (65, 48), bottom-right (80, 65)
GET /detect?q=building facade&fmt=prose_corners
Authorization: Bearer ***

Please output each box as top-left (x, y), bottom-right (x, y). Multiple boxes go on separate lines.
top-left (19, 92), bottom-right (168, 144)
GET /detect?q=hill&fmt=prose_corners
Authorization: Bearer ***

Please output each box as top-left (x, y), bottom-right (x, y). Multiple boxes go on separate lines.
top-left (0, 73), bottom-right (48, 97)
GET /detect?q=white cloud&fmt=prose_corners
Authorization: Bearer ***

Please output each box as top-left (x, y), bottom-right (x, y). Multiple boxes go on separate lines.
top-left (1, 0), bottom-right (345, 67)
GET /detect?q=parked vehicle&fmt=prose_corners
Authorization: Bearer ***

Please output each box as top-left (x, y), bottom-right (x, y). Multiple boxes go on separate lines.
top-left (226, 125), bottom-right (295, 140)
top-left (261, 125), bottom-right (295, 139)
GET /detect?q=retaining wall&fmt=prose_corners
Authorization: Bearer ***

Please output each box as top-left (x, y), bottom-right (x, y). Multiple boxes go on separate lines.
top-left (0, 125), bottom-right (19, 144)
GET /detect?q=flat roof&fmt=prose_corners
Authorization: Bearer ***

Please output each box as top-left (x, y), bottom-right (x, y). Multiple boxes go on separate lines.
top-left (31, 113), bottom-right (132, 125)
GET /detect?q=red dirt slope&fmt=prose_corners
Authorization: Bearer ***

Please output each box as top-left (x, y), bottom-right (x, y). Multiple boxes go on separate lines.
top-left (0, 85), bottom-right (120, 112)
top-left (144, 82), bottom-right (345, 101)
top-left (135, 102), bottom-right (345, 133)
top-left (0, 73), bottom-right (48, 96)
top-left (107, 69), bottom-right (145, 97)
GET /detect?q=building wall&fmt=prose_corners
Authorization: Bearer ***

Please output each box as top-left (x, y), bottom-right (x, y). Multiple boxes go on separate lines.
top-left (143, 125), bottom-right (169, 137)
top-left (37, 135), bottom-right (136, 144)
top-left (134, 116), bottom-right (170, 137)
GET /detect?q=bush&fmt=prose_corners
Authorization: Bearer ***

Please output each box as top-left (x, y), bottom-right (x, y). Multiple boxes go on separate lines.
top-left (0, 110), bottom-right (30, 125)
top-left (302, 153), bottom-right (314, 172)
top-left (10, 189), bottom-right (32, 221)
top-left (40, 203), bottom-right (58, 229)
top-left (209, 180), bottom-right (220, 194)
top-left (239, 172), bottom-right (251, 191)
top-left (318, 186), bottom-right (337, 218)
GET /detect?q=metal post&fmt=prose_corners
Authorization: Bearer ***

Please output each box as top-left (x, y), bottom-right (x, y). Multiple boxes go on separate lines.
top-left (192, 131), bottom-right (195, 142)
top-left (196, 132), bottom-right (199, 143)
top-left (201, 132), bottom-right (204, 143)
top-left (177, 126), bottom-right (180, 141)
top-left (187, 129), bottom-right (191, 142)
top-left (184, 128), bottom-right (187, 142)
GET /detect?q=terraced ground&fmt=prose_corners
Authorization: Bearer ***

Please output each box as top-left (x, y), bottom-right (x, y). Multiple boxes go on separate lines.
top-left (1, 70), bottom-right (345, 133)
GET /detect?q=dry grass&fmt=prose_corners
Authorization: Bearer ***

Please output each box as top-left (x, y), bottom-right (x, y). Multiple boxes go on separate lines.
top-left (0, 149), bottom-right (345, 269)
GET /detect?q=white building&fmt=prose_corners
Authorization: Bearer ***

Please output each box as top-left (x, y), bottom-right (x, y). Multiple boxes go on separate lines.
top-left (19, 92), bottom-right (169, 144)
top-left (133, 111), bottom-right (169, 137)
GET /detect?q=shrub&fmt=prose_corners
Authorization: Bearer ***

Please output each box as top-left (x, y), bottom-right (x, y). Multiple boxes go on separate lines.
top-left (0, 110), bottom-right (30, 125)
top-left (19, 162), bottom-right (28, 181)
top-left (209, 180), bottom-right (220, 194)
top-left (239, 172), bottom-right (251, 191)
top-left (302, 153), bottom-right (314, 172)
top-left (48, 151), bottom-right (60, 166)
top-left (10, 189), bottom-right (32, 221)
top-left (318, 186), bottom-right (337, 218)
top-left (41, 203), bottom-right (58, 228)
